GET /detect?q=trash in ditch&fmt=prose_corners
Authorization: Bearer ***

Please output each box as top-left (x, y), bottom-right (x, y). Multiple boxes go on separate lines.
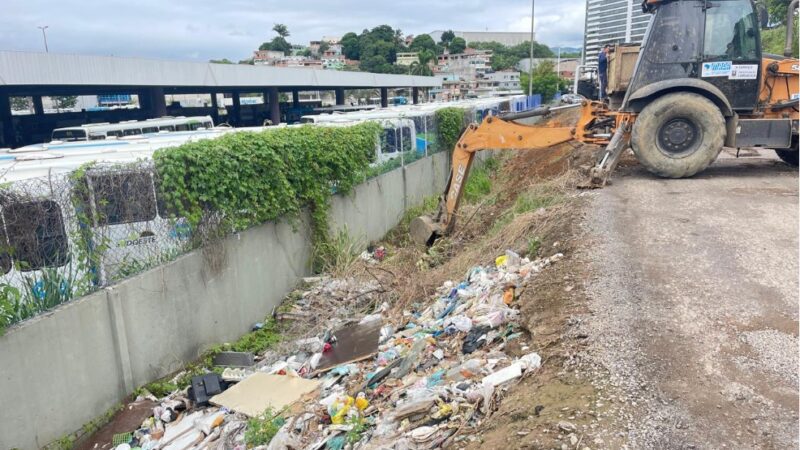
top-left (93, 250), bottom-right (565, 449)
top-left (210, 373), bottom-right (321, 417)
top-left (212, 351), bottom-right (255, 368)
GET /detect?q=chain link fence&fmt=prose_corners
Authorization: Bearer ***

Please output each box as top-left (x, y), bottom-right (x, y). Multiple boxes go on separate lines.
top-left (0, 96), bottom-right (532, 328)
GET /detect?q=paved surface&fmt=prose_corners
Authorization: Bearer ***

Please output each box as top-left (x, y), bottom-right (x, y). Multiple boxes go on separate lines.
top-left (583, 150), bottom-right (798, 449)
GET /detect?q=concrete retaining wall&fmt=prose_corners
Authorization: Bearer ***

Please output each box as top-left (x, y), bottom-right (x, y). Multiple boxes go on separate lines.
top-left (0, 151), bottom-right (452, 450)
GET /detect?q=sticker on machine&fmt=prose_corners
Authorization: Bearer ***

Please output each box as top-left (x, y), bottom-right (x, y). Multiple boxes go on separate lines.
top-left (729, 64), bottom-right (758, 79)
top-left (701, 61), bottom-right (732, 77)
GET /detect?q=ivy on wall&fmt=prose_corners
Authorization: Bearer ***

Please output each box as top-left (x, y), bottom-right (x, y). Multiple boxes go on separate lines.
top-left (435, 107), bottom-right (468, 152)
top-left (153, 123), bottom-right (381, 251)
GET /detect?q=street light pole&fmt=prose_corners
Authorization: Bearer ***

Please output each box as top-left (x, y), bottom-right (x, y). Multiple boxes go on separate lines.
top-left (528, 0), bottom-right (535, 97)
top-left (37, 26), bottom-right (49, 53)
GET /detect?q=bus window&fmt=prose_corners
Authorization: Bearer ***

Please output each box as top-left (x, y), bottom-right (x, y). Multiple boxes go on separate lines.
top-left (123, 128), bottom-right (142, 136)
top-left (88, 133), bottom-right (106, 141)
top-left (51, 129), bottom-right (87, 142)
top-left (400, 127), bottom-right (412, 152)
top-left (203, 121), bottom-right (213, 128)
top-left (382, 128), bottom-right (398, 154)
top-left (159, 125), bottom-right (175, 132)
top-left (91, 172), bottom-right (157, 225)
top-left (107, 130), bottom-right (123, 138)
top-left (3, 200), bottom-right (69, 271)
top-left (175, 124), bottom-right (189, 131)
top-left (141, 127), bottom-right (158, 134)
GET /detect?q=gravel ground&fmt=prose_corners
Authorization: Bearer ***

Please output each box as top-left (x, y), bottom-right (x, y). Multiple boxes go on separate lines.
top-left (578, 150), bottom-right (799, 449)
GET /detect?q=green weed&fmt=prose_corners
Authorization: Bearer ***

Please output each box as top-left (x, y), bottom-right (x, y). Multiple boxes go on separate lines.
top-left (245, 407), bottom-right (285, 447)
top-left (312, 227), bottom-right (363, 275)
top-left (527, 237), bottom-right (542, 257)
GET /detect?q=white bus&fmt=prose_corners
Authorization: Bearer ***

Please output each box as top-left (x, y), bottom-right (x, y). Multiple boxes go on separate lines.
top-left (49, 116), bottom-right (215, 142)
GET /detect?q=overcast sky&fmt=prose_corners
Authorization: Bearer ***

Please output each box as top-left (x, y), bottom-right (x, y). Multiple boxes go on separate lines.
top-left (1, 0), bottom-right (586, 61)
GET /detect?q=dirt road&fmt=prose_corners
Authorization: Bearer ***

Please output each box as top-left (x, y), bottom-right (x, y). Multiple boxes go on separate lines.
top-left (583, 150), bottom-right (799, 448)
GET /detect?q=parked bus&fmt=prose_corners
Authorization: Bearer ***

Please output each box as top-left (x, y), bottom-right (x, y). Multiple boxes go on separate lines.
top-left (49, 116), bottom-right (215, 142)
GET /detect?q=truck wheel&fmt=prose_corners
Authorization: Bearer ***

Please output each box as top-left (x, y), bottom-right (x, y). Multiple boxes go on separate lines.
top-left (631, 92), bottom-right (725, 178)
top-left (775, 136), bottom-right (798, 166)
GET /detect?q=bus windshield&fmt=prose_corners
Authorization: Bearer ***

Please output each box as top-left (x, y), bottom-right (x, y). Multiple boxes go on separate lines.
top-left (51, 129), bottom-right (87, 142)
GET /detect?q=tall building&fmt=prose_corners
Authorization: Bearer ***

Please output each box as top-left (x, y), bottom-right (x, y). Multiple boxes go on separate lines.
top-left (582, 0), bottom-right (651, 66)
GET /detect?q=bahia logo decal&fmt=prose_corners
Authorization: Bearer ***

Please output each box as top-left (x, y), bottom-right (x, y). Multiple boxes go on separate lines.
top-left (701, 61), bottom-right (732, 77)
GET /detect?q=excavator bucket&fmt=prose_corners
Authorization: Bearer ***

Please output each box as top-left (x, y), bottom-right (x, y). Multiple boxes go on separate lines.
top-left (409, 214), bottom-right (442, 246)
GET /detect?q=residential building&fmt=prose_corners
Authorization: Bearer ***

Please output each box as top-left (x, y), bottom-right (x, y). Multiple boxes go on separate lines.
top-left (435, 49), bottom-right (492, 79)
top-left (473, 70), bottom-right (522, 96)
top-left (428, 30), bottom-right (533, 46)
top-left (253, 50), bottom-right (286, 65)
top-left (518, 58), bottom-right (580, 78)
top-left (395, 52), bottom-right (420, 66)
top-left (582, 0), bottom-right (651, 66)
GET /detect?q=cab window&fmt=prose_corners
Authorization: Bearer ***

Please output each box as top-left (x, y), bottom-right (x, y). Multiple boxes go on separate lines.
top-left (704, 0), bottom-right (758, 60)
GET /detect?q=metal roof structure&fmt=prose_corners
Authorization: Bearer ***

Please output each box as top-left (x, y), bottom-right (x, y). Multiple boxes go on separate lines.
top-left (0, 51), bottom-right (441, 94)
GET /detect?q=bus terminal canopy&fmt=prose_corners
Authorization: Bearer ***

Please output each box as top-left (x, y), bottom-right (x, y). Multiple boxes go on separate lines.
top-left (0, 51), bottom-right (442, 94)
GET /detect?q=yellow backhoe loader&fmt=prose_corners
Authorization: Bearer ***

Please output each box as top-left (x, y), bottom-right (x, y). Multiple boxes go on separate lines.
top-left (411, 0), bottom-right (799, 245)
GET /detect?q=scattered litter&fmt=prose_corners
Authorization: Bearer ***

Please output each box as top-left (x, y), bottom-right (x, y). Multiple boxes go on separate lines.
top-left (210, 373), bottom-right (321, 417)
top-left (187, 374), bottom-right (227, 407)
top-left (212, 351), bottom-right (255, 368)
top-left (90, 250), bottom-right (565, 449)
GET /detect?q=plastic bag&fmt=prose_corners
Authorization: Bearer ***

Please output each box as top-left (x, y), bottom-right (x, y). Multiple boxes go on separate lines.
top-left (444, 315), bottom-right (472, 333)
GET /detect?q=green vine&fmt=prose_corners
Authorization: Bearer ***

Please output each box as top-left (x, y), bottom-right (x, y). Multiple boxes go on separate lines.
top-left (435, 107), bottom-right (469, 152)
top-left (153, 123), bottom-right (381, 269)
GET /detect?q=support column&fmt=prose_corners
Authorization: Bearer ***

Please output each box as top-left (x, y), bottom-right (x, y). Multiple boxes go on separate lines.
top-left (0, 93), bottom-right (13, 148)
top-left (33, 96), bottom-right (45, 115)
top-left (380, 87), bottom-right (388, 108)
top-left (335, 88), bottom-right (345, 106)
top-left (412, 87), bottom-right (419, 104)
top-left (231, 92), bottom-right (241, 126)
top-left (146, 87), bottom-right (167, 117)
top-left (268, 87), bottom-right (280, 125)
top-left (292, 90), bottom-right (300, 108)
top-left (209, 92), bottom-right (219, 123)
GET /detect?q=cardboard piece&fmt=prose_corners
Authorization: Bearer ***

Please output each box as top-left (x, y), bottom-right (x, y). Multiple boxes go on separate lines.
top-left (314, 321), bottom-right (382, 374)
top-left (210, 373), bottom-right (321, 417)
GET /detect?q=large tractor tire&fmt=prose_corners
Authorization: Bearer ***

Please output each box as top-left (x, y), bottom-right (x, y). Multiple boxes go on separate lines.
top-left (631, 92), bottom-right (725, 178)
top-left (775, 136), bottom-right (799, 166)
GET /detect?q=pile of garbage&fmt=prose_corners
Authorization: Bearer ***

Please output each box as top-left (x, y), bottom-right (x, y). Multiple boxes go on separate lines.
top-left (106, 250), bottom-right (563, 450)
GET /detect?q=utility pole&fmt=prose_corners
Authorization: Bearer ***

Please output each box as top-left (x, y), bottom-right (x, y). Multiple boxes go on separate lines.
top-left (528, 0), bottom-right (535, 97)
top-left (556, 46), bottom-right (561, 94)
top-left (37, 25), bottom-right (49, 52)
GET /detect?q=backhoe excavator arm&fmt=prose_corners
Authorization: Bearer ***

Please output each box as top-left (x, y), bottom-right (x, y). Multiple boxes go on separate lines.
top-left (409, 113), bottom-right (576, 246)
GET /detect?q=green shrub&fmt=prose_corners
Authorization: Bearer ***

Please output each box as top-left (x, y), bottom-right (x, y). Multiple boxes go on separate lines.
top-left (435, 107), bottom-right (467, 151)
top-left (154, 123), bottom-right (381, 249)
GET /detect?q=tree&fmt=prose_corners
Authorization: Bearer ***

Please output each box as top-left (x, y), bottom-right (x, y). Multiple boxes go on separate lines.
top-left (341, 32), bottom-right (360, 59)
top-left (409, 34), bottom-right (437, 54)
top-left (317, 41), bottom-right (330, 55)
top-left (449, 37), bottom-right (466, 54)
top-left (259, 24), bottom-right (293, 55)
top-left (10, 96), bottom-right (31, 112)
top-left (520, 60), bottom-right (564, 101)
top-left (273, 23), bottom-right (290, 38)
top-left (51, 95), bottom-right (78, 111)
top-left (440, 30), bottom-right (456, 46)
top-left (468, 40), bottom-right (554, 70)
top-left (209, 58), bottom-right (234, 64)
top-left (410, 50), bottom-right (434, 76)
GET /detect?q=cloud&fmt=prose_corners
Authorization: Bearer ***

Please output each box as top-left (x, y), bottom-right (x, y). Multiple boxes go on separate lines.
top-left (0, 0), bottom-right (586, 61)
